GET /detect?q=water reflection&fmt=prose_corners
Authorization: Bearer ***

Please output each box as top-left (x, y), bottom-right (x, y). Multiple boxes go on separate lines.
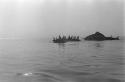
top-left (58, 43), bottom-right (65, 49)
top-left (95, 42), bottom-right (104, 48)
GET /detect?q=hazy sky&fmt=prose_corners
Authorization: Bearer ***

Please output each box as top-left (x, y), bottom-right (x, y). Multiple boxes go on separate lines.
top-left (0, 0), bottom-right (124, 39)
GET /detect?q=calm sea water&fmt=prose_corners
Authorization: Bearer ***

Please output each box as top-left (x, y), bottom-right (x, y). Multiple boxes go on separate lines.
top-left (0, 39), bottom-right (124, 82)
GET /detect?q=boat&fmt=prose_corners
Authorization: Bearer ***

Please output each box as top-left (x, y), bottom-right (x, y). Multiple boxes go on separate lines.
top-left (53, 35), bottom-right (80, 43)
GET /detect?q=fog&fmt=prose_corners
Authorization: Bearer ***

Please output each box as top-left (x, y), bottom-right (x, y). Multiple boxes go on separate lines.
top-left (0, 0), bottom-right (124, 39)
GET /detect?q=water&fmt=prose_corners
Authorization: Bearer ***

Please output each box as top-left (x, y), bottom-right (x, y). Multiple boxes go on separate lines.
top-left (0, 39), bottom-right (124, 82)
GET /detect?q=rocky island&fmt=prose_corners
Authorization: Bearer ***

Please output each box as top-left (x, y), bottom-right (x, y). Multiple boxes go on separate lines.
top-left (84, 32), bottom-right (119, 41)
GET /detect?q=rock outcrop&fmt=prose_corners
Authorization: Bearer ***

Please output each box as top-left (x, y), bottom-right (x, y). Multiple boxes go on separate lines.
top-left (84, 32), bottom-right (119, 41)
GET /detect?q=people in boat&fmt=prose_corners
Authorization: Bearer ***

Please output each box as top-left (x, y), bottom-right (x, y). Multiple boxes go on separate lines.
top-left (53, 35), bottom-right (81, 43)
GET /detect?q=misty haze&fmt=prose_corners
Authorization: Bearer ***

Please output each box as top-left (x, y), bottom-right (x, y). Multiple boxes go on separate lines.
top-left (0, 0), bottom-right (124, 39)
top-left (0, 0), bottom-right (124, 82)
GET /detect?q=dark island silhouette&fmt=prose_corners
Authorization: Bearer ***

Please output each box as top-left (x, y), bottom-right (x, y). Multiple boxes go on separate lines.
top-left (53, 35), bottom-right (80, 43)
top-left (52, 32), bottom-right (120, 43)
top-left (84, 32), bottom-right (119, 41)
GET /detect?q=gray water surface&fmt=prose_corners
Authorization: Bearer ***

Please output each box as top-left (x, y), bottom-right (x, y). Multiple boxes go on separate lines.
top-left (0, 39), bottom-right (124, 82)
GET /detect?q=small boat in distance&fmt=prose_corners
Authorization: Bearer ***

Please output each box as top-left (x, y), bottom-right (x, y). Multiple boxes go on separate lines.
top-left (53, 35), bottom-right (80, 43)
top-left (53, 36), bottom-right (66, 43)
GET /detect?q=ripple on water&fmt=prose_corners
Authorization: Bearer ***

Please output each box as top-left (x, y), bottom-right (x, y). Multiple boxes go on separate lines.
top-left (14, 71), bottom-right (125, 82)
top-left (15, 72), bottom-right (66, 82)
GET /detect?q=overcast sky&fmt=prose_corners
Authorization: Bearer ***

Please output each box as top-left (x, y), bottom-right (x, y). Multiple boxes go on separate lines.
top-left (0, 0), bottom-right (124, 39)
